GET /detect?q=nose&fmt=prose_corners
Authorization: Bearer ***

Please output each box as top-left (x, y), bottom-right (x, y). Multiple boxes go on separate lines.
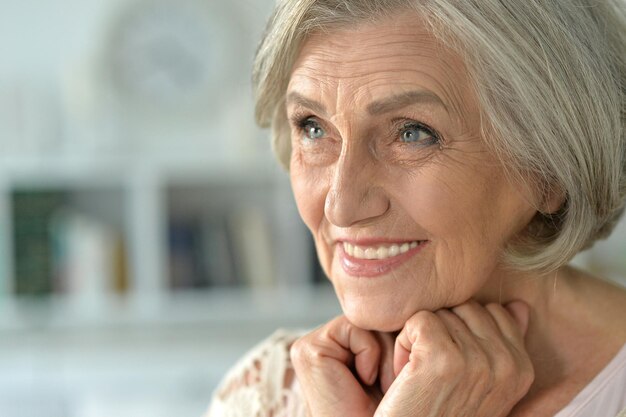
top-left (324, 146), bottom-right (390, 227)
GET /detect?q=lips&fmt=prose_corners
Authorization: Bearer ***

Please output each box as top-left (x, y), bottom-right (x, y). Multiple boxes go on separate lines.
top-left (337, 240), bottom-right (429, 277)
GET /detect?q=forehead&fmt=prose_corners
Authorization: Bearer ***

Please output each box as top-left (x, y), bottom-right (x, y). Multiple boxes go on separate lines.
top-left (287, 14), bottom-right (472, 116)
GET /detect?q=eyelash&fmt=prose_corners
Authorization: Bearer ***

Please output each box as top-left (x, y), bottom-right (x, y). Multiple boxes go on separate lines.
top-left (294, 115), bottom-right (318, 135)
top-left (290, 113), bottom-right (443, 147)
top-left (394, 120), bottom-right (442, 147)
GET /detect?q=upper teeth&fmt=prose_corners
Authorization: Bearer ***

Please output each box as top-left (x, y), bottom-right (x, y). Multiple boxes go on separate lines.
top-left (343, 241), bottom-right (420, 260)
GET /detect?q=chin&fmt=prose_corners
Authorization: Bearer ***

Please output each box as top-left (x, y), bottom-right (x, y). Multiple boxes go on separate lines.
top-left (335, 285), bottom-right (427, 332)
top-left (343, 307), bottom-right (408, 333)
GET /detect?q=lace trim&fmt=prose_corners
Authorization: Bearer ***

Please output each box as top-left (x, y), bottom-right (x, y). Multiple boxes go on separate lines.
top-left (205, 329), bottom-right (309, 417)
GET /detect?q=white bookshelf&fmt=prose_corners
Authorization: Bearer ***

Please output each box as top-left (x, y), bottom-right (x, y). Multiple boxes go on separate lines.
top-left (0, 0), bottom-right (324, 315)
top-left (0, 150), bottom-right (331, 417)
top-left (0, 1), bottom-right (334, 414)
top-left (0, 156), bottom-right (316, 303)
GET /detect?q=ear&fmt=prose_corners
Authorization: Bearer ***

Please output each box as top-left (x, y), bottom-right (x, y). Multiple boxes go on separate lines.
top-left (540, 185), bottom-right (566, 214)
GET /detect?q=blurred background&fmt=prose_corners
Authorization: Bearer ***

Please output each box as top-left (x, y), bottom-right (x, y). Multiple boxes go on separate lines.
top-left (0, 0), bottom-right (624, 416)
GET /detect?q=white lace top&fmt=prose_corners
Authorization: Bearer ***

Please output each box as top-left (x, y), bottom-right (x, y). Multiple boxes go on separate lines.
top-left (205, 329), bottom-right (308, 417)
top-left (204, 330), bottom-right (626, 417)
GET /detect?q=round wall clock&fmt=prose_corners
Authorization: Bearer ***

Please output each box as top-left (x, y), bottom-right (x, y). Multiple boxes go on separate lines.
top-left (105, 0), bottom-right (240, 110)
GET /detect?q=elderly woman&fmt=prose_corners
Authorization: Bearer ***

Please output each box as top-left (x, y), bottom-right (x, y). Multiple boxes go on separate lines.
top-left (207, 0), bottom-right (626, 416)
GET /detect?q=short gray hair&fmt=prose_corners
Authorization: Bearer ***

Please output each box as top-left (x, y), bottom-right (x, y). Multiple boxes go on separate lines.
top-left (252, 0), bottom-right (626, 272)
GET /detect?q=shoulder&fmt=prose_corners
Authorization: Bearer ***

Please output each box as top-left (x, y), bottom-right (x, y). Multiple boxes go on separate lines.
top-left (205, 329), bottom-right (310, 417)
top-left (554, 342), bottom-right (626, 417)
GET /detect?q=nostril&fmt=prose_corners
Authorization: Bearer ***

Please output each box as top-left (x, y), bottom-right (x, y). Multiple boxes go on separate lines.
top-left (324, 184), bottom-right (390, 228)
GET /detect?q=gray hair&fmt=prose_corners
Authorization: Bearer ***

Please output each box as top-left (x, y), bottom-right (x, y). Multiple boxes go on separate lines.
top-left (252, 0), bottom-right (626, 272)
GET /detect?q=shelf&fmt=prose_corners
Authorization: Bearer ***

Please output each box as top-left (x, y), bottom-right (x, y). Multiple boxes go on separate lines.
top-left (0, 284), bottom-right (340, 333)
top-left (0, 153), bottom-right (281, 188)
top-left (0, 286), bottom-right (339, 417)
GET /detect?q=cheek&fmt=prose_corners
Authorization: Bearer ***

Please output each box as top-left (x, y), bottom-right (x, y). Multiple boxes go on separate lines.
top-left (399, 164), bottom-right (520, 243)
top-left (394, 167), bottom-right (529, 294)
top-left (290, 162), bottom-right (327, 231)
top-left (394, 170), bottom-right (484, 237)
top-left (289, 160), bottom-right (333, 261)
top-left (291, 163), bottom-right (338, 280)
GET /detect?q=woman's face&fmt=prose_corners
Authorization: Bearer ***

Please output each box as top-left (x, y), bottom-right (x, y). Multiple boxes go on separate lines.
top-left (287, 15), bottom-right (537, 331)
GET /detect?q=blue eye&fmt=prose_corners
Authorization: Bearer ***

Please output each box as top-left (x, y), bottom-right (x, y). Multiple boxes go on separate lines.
top-left (400, 123), bottom-right (437, 145)
top-left (301, 118), bottom-right (326, 140)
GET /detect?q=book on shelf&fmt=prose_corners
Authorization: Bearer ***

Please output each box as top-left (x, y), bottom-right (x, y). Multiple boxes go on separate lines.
top-left (112, 235), bottom-right (129, 294)
top-left (168, 216), bottom-right (207, 289)
top-left (12, 190), bottom-right (67, 296)
top-left (167, 206), bottom-right (277, 289)
top-left (168, 212), bottom-right (240, 288)
top-left (227, 206), bottom-right (276, 288)
top-left (12, 190), bottom-right (128, 298)
top-left (50, 209), bottom-right (128, 303)
top-left (201, 214), bottom-right (238, 287)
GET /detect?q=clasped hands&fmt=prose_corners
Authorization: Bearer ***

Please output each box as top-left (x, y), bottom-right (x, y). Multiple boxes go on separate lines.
top-left (291, 301), bottom-right (534, 417)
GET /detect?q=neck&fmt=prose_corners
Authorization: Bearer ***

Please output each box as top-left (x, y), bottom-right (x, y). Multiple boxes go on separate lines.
top-left (474, 264), bottom-right (626, 415)
top-left (474, 264), bottom-right (561, 307)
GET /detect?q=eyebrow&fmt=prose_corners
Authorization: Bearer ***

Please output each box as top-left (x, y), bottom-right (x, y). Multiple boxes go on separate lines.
top-left (286, 92), bottom-right (328, 117)
top-left (286, 90), bottom-right (449, 117)
top-left (367, 91), bottom-right (449, 115)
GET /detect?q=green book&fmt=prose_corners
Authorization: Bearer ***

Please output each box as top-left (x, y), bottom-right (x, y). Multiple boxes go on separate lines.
top-left (12, 190), bottom-right (67, 296)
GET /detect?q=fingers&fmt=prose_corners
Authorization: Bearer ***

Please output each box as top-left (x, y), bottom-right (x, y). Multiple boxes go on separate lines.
top-left (452, 300), bottom-right (529, 350)
top-left (435, 309), bottom-right (481, 350)
top-left (502, 300), bottom-right (530, 337)
top-left (339, 322), bottom-right (380, 385)
top-left (485, 301), bottom-right (529, 348)
top-left (379, 312), bottom-right (465, 417)
top-left (451, 301), bottom-right (534, 414)
top-left (375, 331), bottom-right (396, 393)
top-left (379, 302), bottom-right (534, 417)
top-left (290, 315), bottom-right (384, 416)
top-left (348, 326), bottom-right (382, 385)
top-left (393, 311), bottom-right (455, 377)
top-left (450, 300), bottom-right (533, 373)
top-left (292, 316), bottom-right (381, 385)
top-left (450, 300), bottom-right (501, 341)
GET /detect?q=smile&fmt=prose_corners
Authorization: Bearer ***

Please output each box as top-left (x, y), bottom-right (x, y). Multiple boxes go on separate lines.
top-left (338, 240), bottom-right (429, 277)
top-left (342, 241), bottom-right (423, 260)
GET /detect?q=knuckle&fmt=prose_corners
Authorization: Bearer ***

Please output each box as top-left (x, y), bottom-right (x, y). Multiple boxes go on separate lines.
top-left (518, 362), bottom-right (535, 392)
top-left (468, 350), bottom-right (493, 390)
top-left (501, 345), bottom-right (517, 366)
top-left (491, 350), bottom-right (534, 397)
top-left (289, 336), bottom-right (322, 369)
top-left (432, 347), bottom-right (464, 378)
top-left (289, 337), bottom-right (309, 365)
top-left (495, 351), bottom-right (518, 380)
top-left (474, 368), bottom-right (495, 394)
top-left (472, 349), bottom-right (491, 374)
top-left (290, 316), bottom-right (342, 362)
top-left (407, 311), bottom-right (439, 337)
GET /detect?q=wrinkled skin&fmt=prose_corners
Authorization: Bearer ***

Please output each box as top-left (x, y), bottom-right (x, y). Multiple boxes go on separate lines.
top-left (287, 19), bottom-right (537, 333)
top-left (291, 302), bottom-right (533, 417)
top-left (285, 13), bottom-right (538, 417)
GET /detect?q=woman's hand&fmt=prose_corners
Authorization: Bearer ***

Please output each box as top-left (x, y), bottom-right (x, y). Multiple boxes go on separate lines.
top-left (375, 301), bottom-right (534, 417)
top-left (290, 316), bottom-right (395, 417)
top-left (292, 301), bottom-right (533, 417)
